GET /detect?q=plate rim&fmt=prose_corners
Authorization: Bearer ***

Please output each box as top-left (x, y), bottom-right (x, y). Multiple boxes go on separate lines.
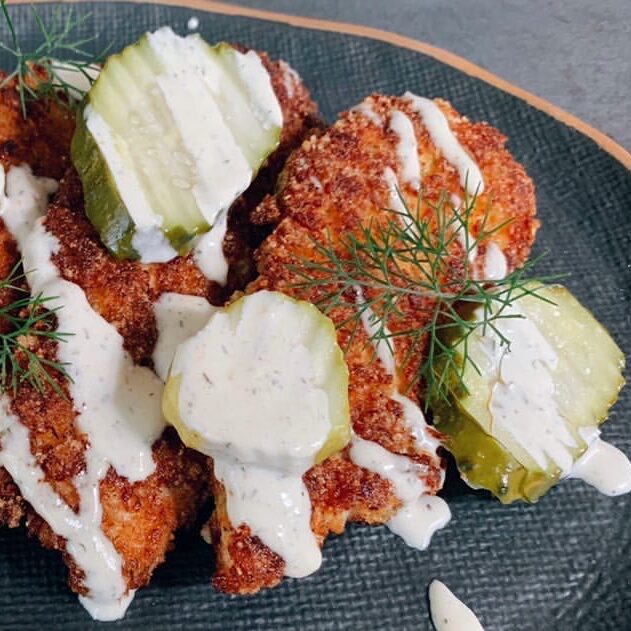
top-left (9, 0), bottom-right (631, 171)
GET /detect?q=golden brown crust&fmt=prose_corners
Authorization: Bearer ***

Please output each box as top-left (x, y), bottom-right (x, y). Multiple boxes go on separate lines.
top-left (208, 94), bottom-right (538, 593)
top-left (0, 70), bottom-right (75, 180)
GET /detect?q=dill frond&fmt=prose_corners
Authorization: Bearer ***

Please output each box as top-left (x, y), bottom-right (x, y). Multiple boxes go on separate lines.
top-left (0, 263), bottom-right (72, 397)
top-left (0, 1), bottom-right (109, 117)
top-left (290, 190), bottom-right (563, 407)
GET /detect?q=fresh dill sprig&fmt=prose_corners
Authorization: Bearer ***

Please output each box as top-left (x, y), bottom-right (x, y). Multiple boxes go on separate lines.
top-left (290, 189), bottom-right (563, 407)
top-left (0, 263), bottom-right (72, 397)
top-left (0, 1), bottom-right (109, 117)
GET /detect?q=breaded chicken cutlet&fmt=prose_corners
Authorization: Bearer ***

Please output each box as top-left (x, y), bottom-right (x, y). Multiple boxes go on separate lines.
top-left (205, 93), bottom-right (539, 593)
top-left (0, 53), bottom-right (321, 608)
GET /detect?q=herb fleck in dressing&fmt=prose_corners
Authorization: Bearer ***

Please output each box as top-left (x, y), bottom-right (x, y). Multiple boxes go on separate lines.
top-left (164, 291), bottom-right (350, 577)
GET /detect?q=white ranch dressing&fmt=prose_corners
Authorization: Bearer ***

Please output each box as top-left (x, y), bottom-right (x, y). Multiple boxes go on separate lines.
top-left (168, 291), bottom-right (337, 577)
top-left (479, 301), bottom-right (631, 491)
top-left (0, 399), bottom-right (134, 622)
top-left (570, 427), bottom-right (631, 495)
top-left (351, 437), bottom-right (450, 549)
top-left (351, 287), bottom-right (450, 548)
top-left (382, 167), bottom-right (421, 239)
top-left (429, 580), bottom-right (485, 631)
top-left (352, 102), bottom-right (383, 126)
top-left (483, 242), bottom-right (508, 280)
top-left (153, 292), bottom-right (216, 381)
top-left (278, 60), bottom-right (300, 99)
top-left (213, 459), bottom-right (321, 577)
top-left (49, 60), bottom-right (100, 97)
top-left (482, 301), bottom-right (578, 475)
top-left (388, 110), bottom-right (421, 190)
top-left (148, 30), bottom-right (255, 224)
top-left (187, 16), bottom-right (199, 31)
top-left (451, 194), bottom-right (478, 264)
top-left (404, 92), bottom-right (484, 196)
top-left (193, 209), bottom-right (229, 285)
top-left (0, 165), bottom-right (166, 619)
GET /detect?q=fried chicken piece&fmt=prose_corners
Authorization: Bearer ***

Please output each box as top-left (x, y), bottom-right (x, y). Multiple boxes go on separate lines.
top-left (206, 93), bottom-right (539, 593)
top-left (0, 55), bottom-right (321, 603)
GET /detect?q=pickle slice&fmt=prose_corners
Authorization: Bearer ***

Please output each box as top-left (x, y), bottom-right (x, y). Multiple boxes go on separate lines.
top-left (163, 291), bottom-right (351, 470)
top-left (71, 27), bottom-right (282, 262)
top-left (431, 284), bottom-right (625, 503)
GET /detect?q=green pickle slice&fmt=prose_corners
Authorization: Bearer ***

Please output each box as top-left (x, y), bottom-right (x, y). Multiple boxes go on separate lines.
top-left (431, 284), bottom-right (625, 503)
top-left (162, 291), bottom-right (351, 469)
top-left (71, 27), bottom-right (282, 261)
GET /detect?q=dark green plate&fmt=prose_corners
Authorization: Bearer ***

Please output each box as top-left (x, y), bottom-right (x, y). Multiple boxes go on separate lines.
top-left (0, 2), bottom-right (630, 629)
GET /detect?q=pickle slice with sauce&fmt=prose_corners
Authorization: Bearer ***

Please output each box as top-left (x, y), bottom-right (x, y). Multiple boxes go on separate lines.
top-left (431, 284), bottom-right (625, 503)
top-left (163, 291), bottom-right (351, 469)
top-left (71, 27), bottom-right (282, 262)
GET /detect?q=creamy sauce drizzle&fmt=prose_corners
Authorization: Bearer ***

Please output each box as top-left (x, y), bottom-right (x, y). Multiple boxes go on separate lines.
top-left (389, 110), bottom-right (421, 190)
top-left (483, 243), bottom-right (507, 280)
top-left (451, 194), bottom-right (478, 264)
top-left (0, 165), bottom-right (166, 620)
top-left (382, 167), bottom-right (420, 238)
top-left (50, 60), bottom-right (100, 96)
top-left (278, 60), bottom-right (300, 99)
top-left (193, 209), bottom-right (229, 285)
top-left (352, 102), bottom-right (383, 126)
top-left (483, 301), bottom-right (578, 474)
top-left (351, 287), bottom-right (450, 549)
top-left (570, 427), bottom-right (631, 495)
top-left (404, 92), bottom-right (484, 196)
top-left (170, 292), bottom-right (329, 576)
top-left (429, 580), bottom-right (485, 631)
top-left (153, 292), bottom-right (216, 381)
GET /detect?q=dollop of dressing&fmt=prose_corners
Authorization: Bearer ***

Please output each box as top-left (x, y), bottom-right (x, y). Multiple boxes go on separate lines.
top-left (429, 580), bottom-right (485, 631)
top-left (0, 165), bottom-right (165, 619)
top-left (351, 287), bottom-right (450, 549)
top-left (153, 292), bottom-right (216, 381)
top-left (404, 92), bottom-right (484, 196)
top-left (570, 427), bottom-right (631, 496)
top-left (166, 291), bottom-right (350, 577)
top-left (193, 209), bottom-right (229, 285)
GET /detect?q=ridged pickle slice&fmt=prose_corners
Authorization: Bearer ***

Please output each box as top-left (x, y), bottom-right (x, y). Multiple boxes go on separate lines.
top-left (163, 291), bottom-right (351, 470)
top-left (431, 284), bottom-right (625, 503)
top-left (71, 27), bottom-right (282, 262)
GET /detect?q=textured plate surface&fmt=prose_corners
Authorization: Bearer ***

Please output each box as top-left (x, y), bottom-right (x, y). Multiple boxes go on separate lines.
top-left (0, 3), bottom-right (630, 629)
